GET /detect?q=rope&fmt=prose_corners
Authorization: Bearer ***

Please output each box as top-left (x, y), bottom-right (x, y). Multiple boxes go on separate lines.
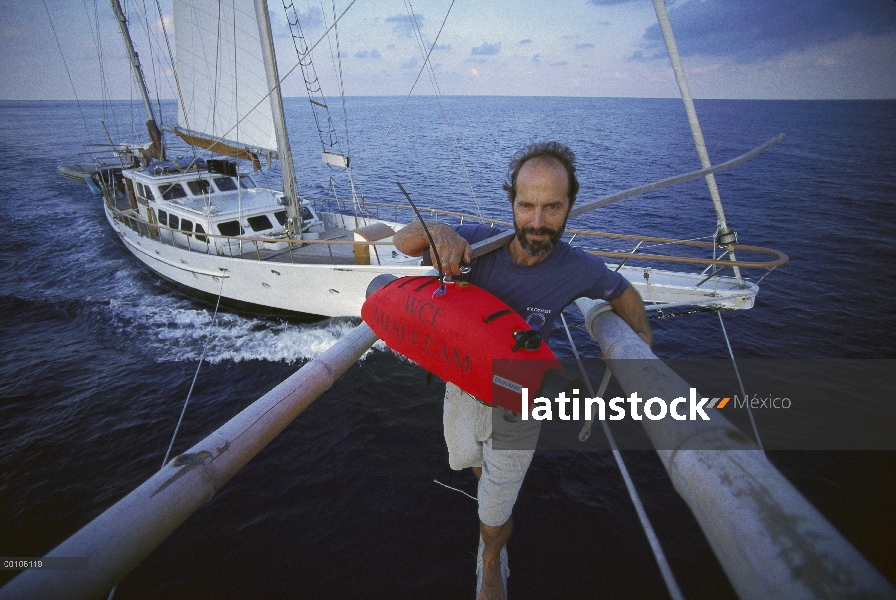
top-left (560, 314), bottom-right (686, 600)
top-left (716, 311), bottom-right (764, 453)
top-left (161, 276), bottom-right (226, 468)
top-left (434, 479), bottom-right (477, 501)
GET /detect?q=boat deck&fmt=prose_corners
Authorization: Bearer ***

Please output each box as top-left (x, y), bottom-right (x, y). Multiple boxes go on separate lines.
top-left (256, 228), bottom-right (359, 265)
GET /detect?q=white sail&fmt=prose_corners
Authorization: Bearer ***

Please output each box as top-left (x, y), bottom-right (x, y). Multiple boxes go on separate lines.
top-left (173, 0), bottom-right (277, 155)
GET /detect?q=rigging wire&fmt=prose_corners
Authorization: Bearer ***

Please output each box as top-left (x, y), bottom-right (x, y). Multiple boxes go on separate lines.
top-left (281, 0), bottom-right (358, 216)
top-left (559, 314), bottom-right (685, 600)
top-left (321, 0), bottom-right (363, 217)
top-left (323, 0), bottom-right (352, 159)
top-left (134, 0), bottom-right (164, 140)
top-left (404, 0), bottom-right (482, 219)
top-left (283, 2), bottom-right (339, 151)
top-left (327, 0), bottom-right (366, 218)
top-left (83, 0), bottom-right (120, 148)
top-left (356, 0), bottom-right (456, 175)
top-left (42, 0), bottom-right (92, 142)
top-left (168, 0), bottom-right (358, 169)
top-left (153, 0), bottom-right (188, 131)
top-left (716, 311), bottom-right (765, 453)
top-left (162, 276), bottom-right (227, 468)
top-left (133, 0), bottom-right (180, 123)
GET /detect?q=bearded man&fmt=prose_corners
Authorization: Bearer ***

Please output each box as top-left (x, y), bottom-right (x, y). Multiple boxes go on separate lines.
top-left (393, 141), bottom-right (651, 600)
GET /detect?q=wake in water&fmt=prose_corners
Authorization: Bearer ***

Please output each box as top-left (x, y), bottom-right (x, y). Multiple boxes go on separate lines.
top-left (106, 291), bottom-right (384, 364)
top-left (106, 270), bottom-right (385, 364)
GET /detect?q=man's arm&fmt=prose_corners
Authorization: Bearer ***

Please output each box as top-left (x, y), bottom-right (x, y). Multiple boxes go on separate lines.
top-left (392, 221), bottom-right (473, 276)
top-left (608, 285), bottom-right (653, 347)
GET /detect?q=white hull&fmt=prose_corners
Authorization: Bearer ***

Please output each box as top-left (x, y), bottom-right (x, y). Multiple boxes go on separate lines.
top-left (105, 203), bottom-right (429, 317)
top-left (105, 202), bottom-right (757, 318)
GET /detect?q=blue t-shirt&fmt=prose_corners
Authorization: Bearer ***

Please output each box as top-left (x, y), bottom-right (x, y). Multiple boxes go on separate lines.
top-left (426, 224), bottom-right (629, 339)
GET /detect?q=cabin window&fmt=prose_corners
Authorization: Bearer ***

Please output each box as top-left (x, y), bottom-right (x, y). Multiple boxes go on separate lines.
top-left (237, 175), bottom-right (255, 189)
top-left (274, 211), bottom-right (287, 225)
top-left (158, 209), bottom-right (168, 226)
top-left (218, 221), bottom-right (243, 236)
top-left (160, 183), bottom-right (187, 200)
top-left (300, 207), bottom-right (314, 221)
top-left (181, 219), bottom-right (194, 234)
top-left (213, 177), bottom-right (237, 192)
top-left (135, 182), bottom-right (151, 200)
top-left (168, 214), bottom-right (180, 230)
top-left (247, 215), bottom-right (273, 232)
top-left (186, 180), bottom-right (213, 195)
top-left (195, 224), bottom-right (207, 243)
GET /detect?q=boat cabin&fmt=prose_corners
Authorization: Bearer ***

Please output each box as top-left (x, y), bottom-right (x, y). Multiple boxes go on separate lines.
top-left (121, 158), bottom-right (322, 256)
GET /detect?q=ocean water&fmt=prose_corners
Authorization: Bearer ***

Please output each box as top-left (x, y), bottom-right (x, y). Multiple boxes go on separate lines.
top-left (1, 96), bottom-right (894, 598)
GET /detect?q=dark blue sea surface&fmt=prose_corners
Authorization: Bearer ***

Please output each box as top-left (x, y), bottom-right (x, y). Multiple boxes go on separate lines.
top-left (1, 97), bottom-right (894, 598)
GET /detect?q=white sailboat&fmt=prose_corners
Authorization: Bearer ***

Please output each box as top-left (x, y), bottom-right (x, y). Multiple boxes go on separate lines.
top-left (85, 0), bottom-right (428, 318)
top-left (62, 0), bottom-right (784, 320)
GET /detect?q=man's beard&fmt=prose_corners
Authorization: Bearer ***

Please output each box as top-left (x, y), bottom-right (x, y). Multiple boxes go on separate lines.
top-left (514, 221), bottom-right (564, 257)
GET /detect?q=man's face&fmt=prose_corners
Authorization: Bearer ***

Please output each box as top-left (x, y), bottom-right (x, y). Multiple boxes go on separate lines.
top-left (512, 157), bottom-right (571, 257)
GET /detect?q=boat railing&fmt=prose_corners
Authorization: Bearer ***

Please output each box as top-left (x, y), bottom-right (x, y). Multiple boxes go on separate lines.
top-left (308, 198), bottom-right (789, 270)
top-left (108, 204), bottom-right (787, 271)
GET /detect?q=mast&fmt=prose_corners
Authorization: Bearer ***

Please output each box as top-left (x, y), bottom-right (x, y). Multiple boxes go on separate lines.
top-left (110, 0), bottom-right (165, 161)
top-left (254, 0), bottom-right (303, 238)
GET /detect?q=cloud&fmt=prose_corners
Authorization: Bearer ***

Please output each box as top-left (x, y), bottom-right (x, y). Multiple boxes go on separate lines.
top-left (471, 41), bottom-right (501, 56)
top-left (432, 43), bottom-right (452, 51)
top-left (402, 57), bottom-right (419, 69)
top-left (354, 49), bottom-right (381, 59)
top-left (532, 54), bottom-right (541, 64)
top-left (519, 39), bottom-right (533, 45)
top-left (385, 14), bottom-right (425, 38)
top-left (575, 43), bottom-right (595, 50)
top-left (637, 0), bottom-right (896, 63)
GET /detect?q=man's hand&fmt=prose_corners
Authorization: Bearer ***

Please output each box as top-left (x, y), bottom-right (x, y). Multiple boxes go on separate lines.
top-left (393, 221), bottom-right (473, 276)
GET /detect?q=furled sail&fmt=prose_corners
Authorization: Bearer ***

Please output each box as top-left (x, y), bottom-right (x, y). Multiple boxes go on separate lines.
top-left (173, 0), bottom-right (278, 157)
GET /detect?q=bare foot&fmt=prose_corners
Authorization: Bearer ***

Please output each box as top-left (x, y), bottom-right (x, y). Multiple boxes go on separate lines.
top-left (477, 554), bottom-right (505, 600)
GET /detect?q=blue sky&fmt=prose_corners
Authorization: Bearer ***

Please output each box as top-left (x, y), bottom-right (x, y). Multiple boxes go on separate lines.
top-left (3, 0), bottom-right (895, 100)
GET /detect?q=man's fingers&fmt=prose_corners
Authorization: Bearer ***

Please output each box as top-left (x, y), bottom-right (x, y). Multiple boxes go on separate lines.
top-left (431, 241), bottom-right (471, 275)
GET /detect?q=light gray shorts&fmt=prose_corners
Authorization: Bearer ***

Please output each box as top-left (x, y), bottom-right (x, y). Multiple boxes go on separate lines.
top-left (443, 383), bottom-right (539, 527)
